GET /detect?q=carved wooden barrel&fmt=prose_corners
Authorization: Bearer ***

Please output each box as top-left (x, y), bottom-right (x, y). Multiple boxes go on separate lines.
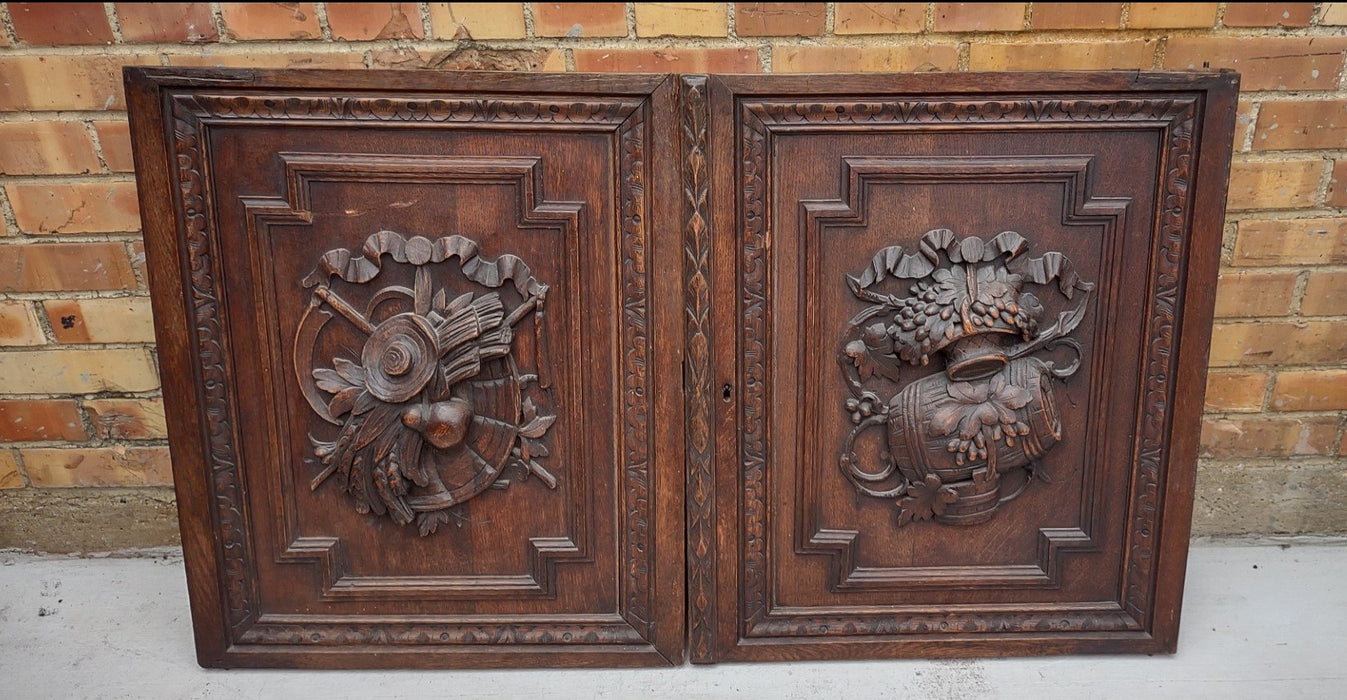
top-left (886, 356), bottom-right (1062, 524)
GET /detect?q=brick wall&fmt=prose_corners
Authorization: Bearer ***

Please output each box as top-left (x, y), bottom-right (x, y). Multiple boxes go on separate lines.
top-left (0, 2), bottom-right (1344, 550)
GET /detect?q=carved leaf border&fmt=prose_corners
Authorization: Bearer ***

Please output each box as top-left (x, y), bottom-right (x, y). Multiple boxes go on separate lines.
top-left (170, 92), bottom-right (654, 646)
top-left (736, 96), bottom-right (1198, 637)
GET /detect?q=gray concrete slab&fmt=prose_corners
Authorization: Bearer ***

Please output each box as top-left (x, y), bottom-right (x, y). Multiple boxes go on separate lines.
top-left (2, 540), bottom-right (1344, 699)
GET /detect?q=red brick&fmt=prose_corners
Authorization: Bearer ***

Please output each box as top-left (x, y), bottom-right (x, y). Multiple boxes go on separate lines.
top-left (833, 3), bottom-right (924, 34)
top-left (0, 301), bottom-right (45, 346)
top-left (0, 451), bottom-right (21, 489)
top-left (1225, 159), bottom-right (1322, 211)
top-left (1031, 3), bottom-right (1122, 29)
top-left (1253, 100), bottom-right (1347, 151)
top-left (1204, 370), bottom-right (1269, 412)
top-left (1271, 370), bottom-right (1347, 411)
top-left (427, 3), bottom-right (527, 40)
top-left (163, 51), bottom-right (366, 70)
top-left (1329, 160), bottom-right (1347, 208)
top-left (0, 55), bottom-right (160, 112)
top-left (574, 47), bottom-right (759, 73)
top-left (219, 2), bottom-right (320, 40)
top-left (21, 446), bottom-right (172, 487)
top-left (83, 398), bottom-right (167, 440)
top-left (775, 45), bottom-right (960, 73)
top-left (735, 3), bottom-right (825, 36)
top-left (532, 3), bottom-right (627, 37)
top-left (325, 2), bottom-right (423, 40)
top-left (43, 297), bottom-right (155, 343)
top-left (969, 40), bottom-right (1155, 71)
top-left (0, 400), bottom-right (87, 442)
top-left (1210, 321), bottom-right (1347, 367)
top-left (1163, 37), bottom-right (1347, 91)
top-left (9, 2), bottom-right (113, 45)
top-left (1301, 270), bottom-right (1347, 316)
top-left (5, 182), bottom-right (141, 235)
top-left (1129, 2), bottom-right (1218, 28)
top-left (634, 3), bottom-right (729, 37)
top-left (934, 3), bottom-right (1026, 31)
top-left (0, 122), bottom-right (102, 175)
top-left (0, 242), bottom-right (138, 292)
top-left (92, 121), bottom-right (135, 173)
top-left (115, 3), bottom-right (219, 42)
top-left (1200, 415), bottom-right (1339, 458)
top-left (1213, 270), bottom-right (1298, 318)
top-left (1222, 3), bottom-right (1314, 27)
top-left (1233, 219), bottom-right (1347, 266)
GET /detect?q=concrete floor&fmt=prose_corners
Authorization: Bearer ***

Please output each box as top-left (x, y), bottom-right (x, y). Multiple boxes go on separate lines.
top-left (2, 540), bottom-right (1344, 699)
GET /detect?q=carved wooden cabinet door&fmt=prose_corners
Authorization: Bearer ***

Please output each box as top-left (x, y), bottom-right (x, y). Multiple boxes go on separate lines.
top-left (128, 69), bottom-right (684, 667)
top-left (689, 73), bottom-right (1237, 661)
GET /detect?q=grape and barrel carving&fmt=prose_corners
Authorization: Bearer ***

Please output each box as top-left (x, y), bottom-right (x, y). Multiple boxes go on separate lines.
top-left (840, 228), bottom-right (1093, 526)
top-left (295, 231), bottom-right (557, 536)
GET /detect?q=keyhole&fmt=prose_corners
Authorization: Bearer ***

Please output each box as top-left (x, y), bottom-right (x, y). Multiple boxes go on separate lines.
top-left (721, 384), bottom-right (732, 402)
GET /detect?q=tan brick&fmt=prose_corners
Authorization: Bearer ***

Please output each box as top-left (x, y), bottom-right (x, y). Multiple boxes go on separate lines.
top-left (1213, 270), bottom-right (1298, 318)
top-left (9, 2), bottom-right (114, 45)
top-left (129, 240), bottom-right (147, 288)
top-left (83, 398), bottom-right (167, 440)
top-left (1301, 270), bottom-right (1347, 316)
top-left (1204, 370), bottom-right (1269, 412)
top-left (1210, 321), bottom-right (1347, 367)
top-left (1233, 99), bottom-right (1255, 152)
top-left (0, 242), bottom-right (137, 292)
top-left (0, 122), bottom-right (102, 175)
top-left (92, 121), bottom-right (135, 173)
top-left (0, 451), bottom-right (21, 489)
top-left (43, 297), bottom-right (155, 344)
top-left (325, 2), bottom-right (422, 40)
top-left (1329, 160), bottom-right (1347, 208)
top-left (163, 51), bottom-right (366, 70)
top-left (833, 3), bottom-right (924, 34)
top-left (0, 400), bottom-right (87, 442)
top-left (1233, 219), bottom-right (1347, 266)
top-left (969, 40), bottom-right (1155, 71)
top-left (933, 3), bottom-right (1026, 31)
top-left (115, 2), bottom-right (219, 42)
top-left (22, 446), bottom-right (172, 487)
top-left (1128, 2), bottom-right (1218, 28)
top-left (1319, 3), bottom-right (1347, 25)
top-left (371, 47), bottom-right (564, 71)
top-left (1253, 100), bottom-right (1347, 151)
top-left (1163, 37), bottom-right (1347, 91)
top-left (531, 2), bottom-right (627, 37)
top-left (574, 47), bottom-right (759, 73)
top-left (773, 45), bottom-right (960, 73)
top-left (0, 301), bottom-right (45, 346)
top-left (1225, 159), bottom-right (1322, 211)
top-left (1031, 3), bottom-right (1122, 29)
top-left (1271, 370), bottom-right (1347, 411)
top-left (735, 3), bottom-right (825, 36)
top-left (1200, 415), bottom-right (1339, 458)
top-left (428, 3), bottom-right (527, 39)
top-left (635, 3), bottom-right (728, 37)
top-left (220, 2), bottom-right (320, 40)
top-left (0, 348), bottom-right (159, 394)
top-left (5, 182), bottom-right (141, 235)
top-left (0, 55), bottom-right (159, 111)
top-left (1222, 3), bottom-right (1313, 27)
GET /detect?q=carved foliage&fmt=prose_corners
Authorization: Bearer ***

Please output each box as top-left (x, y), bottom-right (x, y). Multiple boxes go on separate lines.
top-left (296, 231), bottom-right (557, 536)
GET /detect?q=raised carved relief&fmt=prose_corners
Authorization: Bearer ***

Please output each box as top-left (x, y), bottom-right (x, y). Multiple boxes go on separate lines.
top-left (839, 228), bottom-right (1094, 526)
top-left (296, 231), bottom-right (556, 536)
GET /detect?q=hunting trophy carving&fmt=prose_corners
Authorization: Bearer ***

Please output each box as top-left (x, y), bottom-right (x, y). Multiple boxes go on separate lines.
top-left (295, 231), bottom-right (557, 536)
top-left (840, 228), bottom-right (1093, 526)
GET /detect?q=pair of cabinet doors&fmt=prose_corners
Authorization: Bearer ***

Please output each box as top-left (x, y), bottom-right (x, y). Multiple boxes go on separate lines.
top-left (127, 68), bottom-right (1238, 668)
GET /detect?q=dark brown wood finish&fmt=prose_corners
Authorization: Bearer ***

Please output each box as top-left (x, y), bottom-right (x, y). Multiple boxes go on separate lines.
top-left (127, 68), bottom-right (685, 668)
top-left (696, 71), bottom-right (1237, 662)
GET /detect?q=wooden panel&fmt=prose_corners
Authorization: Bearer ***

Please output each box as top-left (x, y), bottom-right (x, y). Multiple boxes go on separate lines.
top-left (127, 69), bottom-right (684, 668)
top-left (694, 72), bottom-right (1238, 661)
